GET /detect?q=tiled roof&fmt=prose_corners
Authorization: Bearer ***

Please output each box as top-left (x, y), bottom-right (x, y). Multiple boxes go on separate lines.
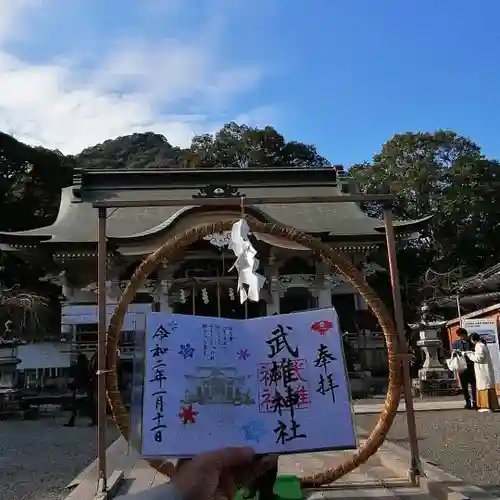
top-left (0, 167), bottom-right (430, 245)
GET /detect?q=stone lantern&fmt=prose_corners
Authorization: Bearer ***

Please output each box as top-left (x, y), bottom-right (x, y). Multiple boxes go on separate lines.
top-left (0, 321), bottom-right (22, 390)
top-left (413, 304), bottom-right (456, 396)
top-left (0, 342), bottom-right (21, 389)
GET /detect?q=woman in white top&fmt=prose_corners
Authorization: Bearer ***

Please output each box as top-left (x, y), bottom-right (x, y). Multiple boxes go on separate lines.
top-left (465, 332), bottom-right (499, 412)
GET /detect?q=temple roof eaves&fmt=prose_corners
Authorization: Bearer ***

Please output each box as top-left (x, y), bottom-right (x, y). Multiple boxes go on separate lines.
top-left (0, 167), bottom-right (432, 247)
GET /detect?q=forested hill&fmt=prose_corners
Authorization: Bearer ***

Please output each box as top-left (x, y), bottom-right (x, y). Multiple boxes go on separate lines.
top-left (1, 121), bottom-right (330, 178)
top-left (76, 132), bottom-right (186, 170)
top-left (74, 123), bottom-right (329, 170)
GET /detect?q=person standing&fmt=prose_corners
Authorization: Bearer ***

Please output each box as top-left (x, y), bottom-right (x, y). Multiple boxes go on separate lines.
top-left (87, 352), bottom-right (98, 426)
top-left (64, 353), bottom-right (96, 427)
top-left (465, 333), bottom-right (499, 412)
top-left (451, 328), bottom-right (477, 409)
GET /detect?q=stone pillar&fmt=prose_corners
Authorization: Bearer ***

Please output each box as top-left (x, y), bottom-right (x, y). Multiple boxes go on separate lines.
top-left (264, 252), bottom-right (278, 316)
top-left (316, 276), bottom-right (332, 309)
top-left (315, 261), bottom-right (332, 309)
top-left (317, 288), bottom-right (332, 308)
top-left (158, 268), bottom-right (173, 313)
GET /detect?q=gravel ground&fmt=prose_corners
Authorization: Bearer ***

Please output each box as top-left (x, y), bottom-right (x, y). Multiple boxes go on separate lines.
top-left (0, 413), bottom-right (119, 500)
top-left (356, 410), bottom-right (500, 494)
top-left (4, 408), bottom-right (497, 499)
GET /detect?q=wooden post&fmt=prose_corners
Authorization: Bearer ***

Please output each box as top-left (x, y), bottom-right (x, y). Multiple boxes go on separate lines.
top-left (456, 293), bottom-right (462, 322)
top-left (383, 208), bottom-right (422, 484)
top-left (97, 207), bottom-right (108, 492)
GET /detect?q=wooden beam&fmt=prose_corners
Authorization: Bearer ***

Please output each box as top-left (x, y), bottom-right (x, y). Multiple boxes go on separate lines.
top-left (91, 193), bottom-right (394, 209)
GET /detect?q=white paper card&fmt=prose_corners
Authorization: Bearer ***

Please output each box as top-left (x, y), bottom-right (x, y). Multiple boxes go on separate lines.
top-left (141, 308), bottom-right (356, 457)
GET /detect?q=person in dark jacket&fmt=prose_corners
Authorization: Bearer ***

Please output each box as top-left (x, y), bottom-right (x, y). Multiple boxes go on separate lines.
top-left (451, 328), bottom-right (477, 409)
top-left (87, 353), bottom-right (98, 425)
top-left (64, 353), bottom-right (96, 427)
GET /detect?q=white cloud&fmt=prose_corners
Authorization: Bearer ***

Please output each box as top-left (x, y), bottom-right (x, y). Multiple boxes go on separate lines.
top-left (0, 1), bottom-right (273, 154)
top-left (96, 39), bottom-right (261, 106)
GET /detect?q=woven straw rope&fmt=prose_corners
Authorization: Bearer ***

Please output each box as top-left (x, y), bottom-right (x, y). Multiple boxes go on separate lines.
top-left (106, 219), bottom-right (402, 486)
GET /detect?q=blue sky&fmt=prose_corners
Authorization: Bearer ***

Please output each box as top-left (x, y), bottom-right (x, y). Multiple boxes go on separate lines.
top-left (0, 0), bottom-right (498, 165)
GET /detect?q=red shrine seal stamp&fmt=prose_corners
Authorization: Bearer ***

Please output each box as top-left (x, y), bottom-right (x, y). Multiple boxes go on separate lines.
top-left (311, 320), bottom-right (333, 336)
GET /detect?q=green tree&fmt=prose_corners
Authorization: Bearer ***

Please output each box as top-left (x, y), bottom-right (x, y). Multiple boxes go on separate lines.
top-left (350, 130), bottom-right (482, 219)
top-left (184, 122), bottom-right (329, 168)
top-left (0, 133), bottom-right (72, 338)
top-left (351, 130), bottom-right (500, 307)
top-left (437, 156), bottom-right (500, 272)
top-left (0, 132), bottom-right (75, 231)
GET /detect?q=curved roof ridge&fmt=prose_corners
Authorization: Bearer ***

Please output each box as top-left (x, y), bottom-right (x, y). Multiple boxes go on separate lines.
top-left (0, 186), bottom-right (75, 238)
top-left (109, 205), bottom-right (272, 242)
top-left (113, 206), bottom-right (194, 239)
top-left (0, 182), bottom-right (432, 244)
top-left (52, 187), bottom-right (75, 227)
top-left (373, 214), bottom-right (434, 232)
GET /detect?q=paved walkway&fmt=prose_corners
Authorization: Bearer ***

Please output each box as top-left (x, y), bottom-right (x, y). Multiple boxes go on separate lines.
top-left (65, 397), bottom-right (471, 500)
top-left (67, 433), bottom-right (498, 500)
top-left (353, 396), bottom-right (463, 414)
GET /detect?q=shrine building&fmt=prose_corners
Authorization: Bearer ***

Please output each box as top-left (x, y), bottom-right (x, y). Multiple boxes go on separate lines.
top-left (0, 166), bottom-right (428, 396)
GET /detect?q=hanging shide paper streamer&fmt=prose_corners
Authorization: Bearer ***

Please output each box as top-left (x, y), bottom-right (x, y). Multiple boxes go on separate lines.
top-left (228, 219), bottom-right (266, 303)
top-left (201, 288), bottom-right (209, 304)
top-left (179, 289), bottom-right (186, 304)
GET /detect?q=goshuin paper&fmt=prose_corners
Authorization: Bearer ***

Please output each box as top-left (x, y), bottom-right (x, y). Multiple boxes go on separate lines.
top-left (141, 308), bottom-right (356, 457)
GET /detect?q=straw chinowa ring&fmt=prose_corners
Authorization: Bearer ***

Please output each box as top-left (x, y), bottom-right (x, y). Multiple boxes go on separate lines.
top-left (105, 218), bottom-right (402, 487)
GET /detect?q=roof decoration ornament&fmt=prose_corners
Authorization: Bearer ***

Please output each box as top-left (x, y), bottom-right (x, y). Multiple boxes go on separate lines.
top-left (203, 231), bottom-right (231, 249)
top-left (192, 184), bottom-right (241, 198)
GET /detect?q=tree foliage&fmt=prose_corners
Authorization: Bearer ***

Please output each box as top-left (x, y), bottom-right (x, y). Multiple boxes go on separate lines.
top-left (0, 133), bottom-right (72, 337)
top-left (0, 132), bottom-right (75, 231)
top-left (184, 123), bottom-right (329, 168)
top-left (351, 130), bottom-right (500, 307)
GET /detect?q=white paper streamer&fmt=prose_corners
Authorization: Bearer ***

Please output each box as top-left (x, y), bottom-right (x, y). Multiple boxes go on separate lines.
top-left (228, 219), bottom-right (266, 303)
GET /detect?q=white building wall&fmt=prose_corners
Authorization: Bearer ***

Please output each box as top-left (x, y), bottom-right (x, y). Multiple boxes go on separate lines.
top-left (61, 302), bottom-right (152, 330)
top-left (17, 343), bottom-right (71, 370)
